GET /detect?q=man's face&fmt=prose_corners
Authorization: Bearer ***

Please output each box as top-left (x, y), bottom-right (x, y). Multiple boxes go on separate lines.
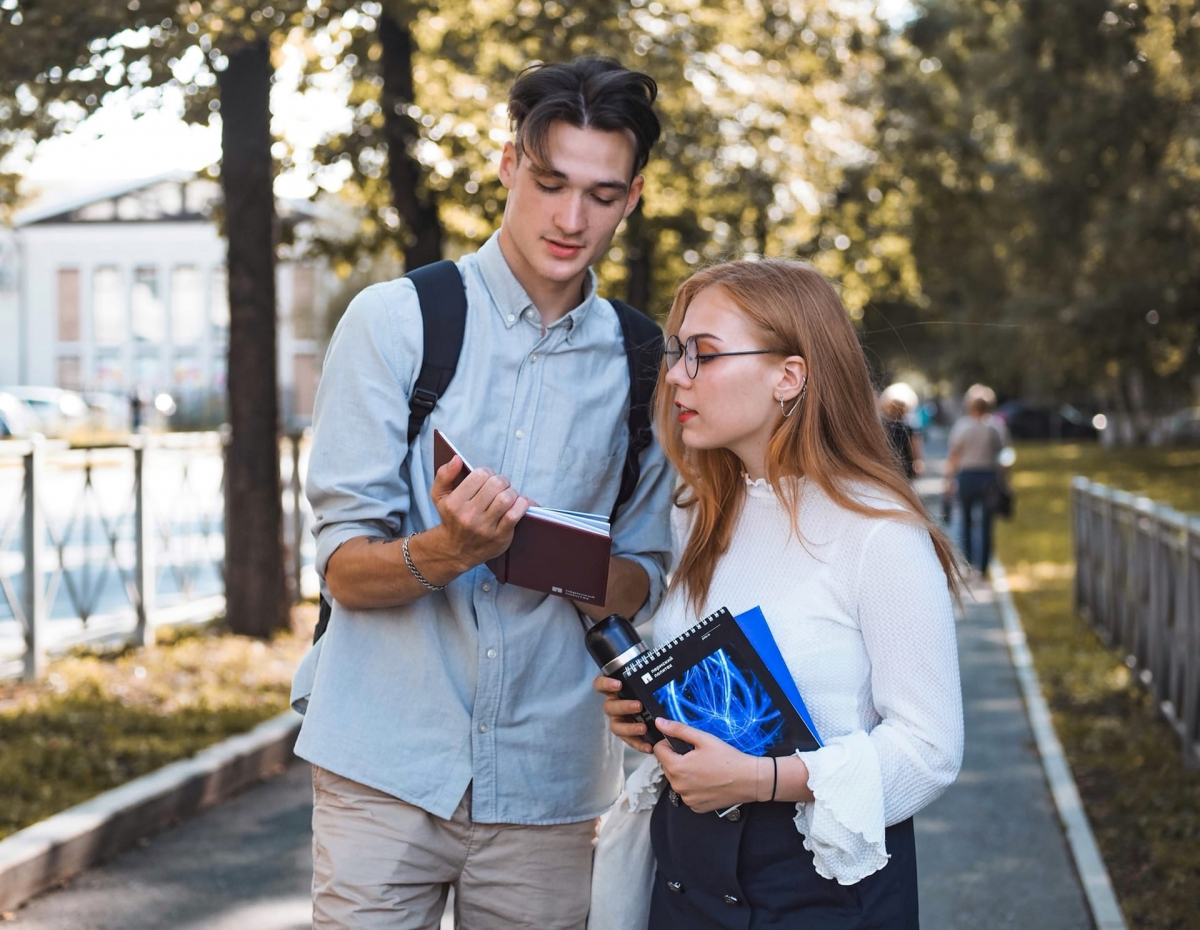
top-left (498, 121), bottom-right (644, 292)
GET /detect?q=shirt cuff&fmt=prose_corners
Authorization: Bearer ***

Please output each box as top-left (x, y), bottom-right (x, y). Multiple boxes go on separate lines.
top-left (626, 755), bottom-right (665, 812)
top-left (315, 522), bottom-right (391, 580)
top-left (793, 731), bottom-right (889, 885)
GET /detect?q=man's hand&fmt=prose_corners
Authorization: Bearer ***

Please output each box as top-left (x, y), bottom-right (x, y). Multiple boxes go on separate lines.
top-left (429, 455), bottom-right (531, 571)
top-left (652, 718), bottom-right (765, 812)
top-left (594, 675), bottom-right (654, 754)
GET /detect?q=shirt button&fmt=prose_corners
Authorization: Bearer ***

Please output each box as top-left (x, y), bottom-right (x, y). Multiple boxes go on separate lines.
top-left (667, 880), bottom-right (684, 894)
top-left (507, 313), bottom-right (516, 323)
top-left (530, 354), bottom-right (538, 363)
top-left (725, 807), bottom-right (742, 822)
top-left (723, 894), bottom-right (740, 906)
top-left (478, 723), bottom-right (488, 733)
top-left (515, 429), bottom-right (524, 439)
top-left (481, 582), bottom-right (491, 593)
top-left (668, 790), bottom-right (680, 807)
top-left (486, 648), bottom-right (497, 659)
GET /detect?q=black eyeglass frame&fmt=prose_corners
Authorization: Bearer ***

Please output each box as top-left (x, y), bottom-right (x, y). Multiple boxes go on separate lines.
top-left (664, 334), bottom-right (794, 379)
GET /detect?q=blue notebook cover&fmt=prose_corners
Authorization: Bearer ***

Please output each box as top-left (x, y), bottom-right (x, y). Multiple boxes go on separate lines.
top-left (734, 606), bottom-right (823, 747)
top-left (621, 606), bottom-right (822, 756)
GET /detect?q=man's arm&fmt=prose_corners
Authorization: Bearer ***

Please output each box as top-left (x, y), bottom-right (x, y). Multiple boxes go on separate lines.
top-left (308, 281), bottom-right (525, 612)
top-left (326, 456), bottom-right (531, 610)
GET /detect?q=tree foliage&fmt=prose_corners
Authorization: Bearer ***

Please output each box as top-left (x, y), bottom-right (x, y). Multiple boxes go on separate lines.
top-left (3, 0), bottom-right (1195, 422)
top-left (838, 0), bottom-right (1199, 412)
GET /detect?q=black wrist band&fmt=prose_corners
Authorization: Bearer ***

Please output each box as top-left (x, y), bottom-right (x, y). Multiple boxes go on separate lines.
top-left (769, 755), bottom-right (778, 802)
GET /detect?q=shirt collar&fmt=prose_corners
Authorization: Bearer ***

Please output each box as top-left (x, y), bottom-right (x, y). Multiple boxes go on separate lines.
top-left (476, 231), bottom-right (598, 335)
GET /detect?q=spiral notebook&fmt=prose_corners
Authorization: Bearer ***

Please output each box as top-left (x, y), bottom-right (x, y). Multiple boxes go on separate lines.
top-left (621, 606), bottom-right (822, 756)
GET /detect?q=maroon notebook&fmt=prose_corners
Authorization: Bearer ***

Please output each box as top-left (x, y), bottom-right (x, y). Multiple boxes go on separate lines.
top-left (433, 431), bottom-right (612, 604)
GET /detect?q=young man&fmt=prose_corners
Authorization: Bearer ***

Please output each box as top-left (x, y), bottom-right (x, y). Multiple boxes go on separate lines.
top-left (290, 59), bottom-right (674, 929)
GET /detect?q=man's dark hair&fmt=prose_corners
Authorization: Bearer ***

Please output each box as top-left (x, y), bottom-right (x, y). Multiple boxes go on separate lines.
top-left (508, 58), bottom-right (661, 176)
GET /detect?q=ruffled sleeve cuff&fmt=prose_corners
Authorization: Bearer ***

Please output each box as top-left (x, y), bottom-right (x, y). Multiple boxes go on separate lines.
top-left (793, 730), bottom-right (889, 885)
top-left (625, 754), bottom-right (665, 812)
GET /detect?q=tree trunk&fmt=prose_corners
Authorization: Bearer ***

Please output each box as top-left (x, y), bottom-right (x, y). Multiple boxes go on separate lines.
top-left (218, 38), bottom-right (288, 637)
top-left (380, 12), bottom-right (442, 270)
top-left (625, 206), bottom-right (653, 311)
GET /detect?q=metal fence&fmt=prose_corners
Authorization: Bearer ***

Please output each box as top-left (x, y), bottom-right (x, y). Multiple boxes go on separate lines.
top-left (0, 432), bottom-right (314, 681)
top-left (1072, 478), bottom-right (1200, 767)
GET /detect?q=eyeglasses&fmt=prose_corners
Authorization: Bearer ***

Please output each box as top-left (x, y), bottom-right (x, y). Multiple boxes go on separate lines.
top-left (664, 334), bottom-right (790, 380)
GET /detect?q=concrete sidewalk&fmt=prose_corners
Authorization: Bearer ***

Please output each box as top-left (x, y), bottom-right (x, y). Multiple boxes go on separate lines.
top-left (915, 579), bottom-right (1092, 928)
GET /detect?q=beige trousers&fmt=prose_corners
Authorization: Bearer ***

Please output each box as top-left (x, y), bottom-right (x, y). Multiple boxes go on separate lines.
top-left (311, 765), bottom-right (597, 930)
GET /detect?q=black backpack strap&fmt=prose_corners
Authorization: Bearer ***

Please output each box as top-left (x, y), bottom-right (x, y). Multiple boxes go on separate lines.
top-left (314, 260), bottom-right (467, 645)
top-left (406, 260), bottom-right (469, 445)
top-left (610, 299), bottom-right (664, 523)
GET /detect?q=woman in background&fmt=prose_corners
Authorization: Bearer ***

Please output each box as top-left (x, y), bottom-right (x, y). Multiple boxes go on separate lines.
top-left (879, 382), bottom-right (924, 481)
top-left (945, 384), bottom-right (1011, 578)
top-left (595, 260), bottom-right (963, 929)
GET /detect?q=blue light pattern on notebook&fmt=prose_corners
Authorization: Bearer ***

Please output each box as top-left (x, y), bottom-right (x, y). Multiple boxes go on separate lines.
top-left (655, 647), bottom-right (784, 755)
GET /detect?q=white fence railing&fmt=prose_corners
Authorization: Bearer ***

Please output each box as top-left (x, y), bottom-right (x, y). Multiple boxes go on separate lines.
top-left (0, 432), bottom-right (314, 681)
top-left (1072, 478), bottom-right (1200, 767)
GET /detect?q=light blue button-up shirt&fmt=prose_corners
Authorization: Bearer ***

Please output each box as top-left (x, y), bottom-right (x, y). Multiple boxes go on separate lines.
top-left (290, 233), bottom-right (674, 825)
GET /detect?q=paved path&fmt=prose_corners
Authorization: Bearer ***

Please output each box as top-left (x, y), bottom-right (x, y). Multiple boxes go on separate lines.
top-left (915, 580), bottom-right (1091, 928)
top-left (10, 449), bottom-right (1096, 928)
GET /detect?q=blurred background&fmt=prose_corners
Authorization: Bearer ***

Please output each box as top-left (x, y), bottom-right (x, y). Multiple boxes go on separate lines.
top-left (2, 0), bottom-right (1196, 440)
top-left (0, 3), bottom-right (1197, 929)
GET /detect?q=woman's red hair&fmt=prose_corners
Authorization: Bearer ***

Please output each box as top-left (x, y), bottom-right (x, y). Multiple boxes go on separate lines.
top-left (656, 259), bottom-right (963, 612)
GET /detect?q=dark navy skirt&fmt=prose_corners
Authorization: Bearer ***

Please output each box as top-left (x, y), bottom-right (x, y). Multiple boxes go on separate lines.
top-left (648, 788), bottom-right (918, 930)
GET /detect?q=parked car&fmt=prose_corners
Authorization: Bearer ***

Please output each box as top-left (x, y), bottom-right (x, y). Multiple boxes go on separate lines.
top-left (82, 390), bottom-right (133, 434)
top-left (1159, 406), bottom-right (1200, 445)
top-left (994, 401), bottom-right (1100, 440)
top-left (0, 391), bottom-right (35, 439)
top-left (0, 386), bottom-right (91, 439)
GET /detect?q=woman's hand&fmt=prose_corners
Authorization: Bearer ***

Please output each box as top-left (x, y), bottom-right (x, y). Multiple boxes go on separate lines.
top-left (593, 675), bottom-right (654, 753)
top-left (652, 718), bottom-right (767, 813)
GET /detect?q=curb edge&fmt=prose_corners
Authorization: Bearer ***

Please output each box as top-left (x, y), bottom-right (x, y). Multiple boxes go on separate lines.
top-left (991, 562), bottom-right (1128, 930)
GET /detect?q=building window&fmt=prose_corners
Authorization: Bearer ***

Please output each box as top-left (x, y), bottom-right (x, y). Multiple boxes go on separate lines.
top-left (134, 351), bottom-right (162, 390)
top-left (92, 266), bottom-right (125, 346)
top-left (57, 268), bottom-right (81, 342)
top-left (57, 356), bottom-right (82, 391)
top-left (292, 265), bottom-right (316, 340)
top-left (132, 266), bottom-right (165, 343)
top-left (173, 352), bottom-right (204, 389)
top-left (170, 265), bottom-right (204, 346)
top-left (210, 265), bottom-right (229, 345)
top-left (94, 352), bottom-right (124, 390)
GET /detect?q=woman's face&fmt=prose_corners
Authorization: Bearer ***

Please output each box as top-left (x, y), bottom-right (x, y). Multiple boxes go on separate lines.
top-left (665, 286), bottom-right (803, 472)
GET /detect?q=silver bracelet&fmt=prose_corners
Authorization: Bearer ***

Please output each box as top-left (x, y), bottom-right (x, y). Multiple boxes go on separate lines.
top-left (403, 534), bottom-right (446, 592)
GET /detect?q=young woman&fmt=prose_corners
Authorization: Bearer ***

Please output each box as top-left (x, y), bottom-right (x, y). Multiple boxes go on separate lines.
top-left (945, 383), bottom-right (1011, 578)
top-left (595, 259), bottom-right (964, 929)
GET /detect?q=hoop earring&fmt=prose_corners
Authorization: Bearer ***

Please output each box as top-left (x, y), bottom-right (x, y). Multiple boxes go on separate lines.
top-left (781, 378), bottom-right (808, 418)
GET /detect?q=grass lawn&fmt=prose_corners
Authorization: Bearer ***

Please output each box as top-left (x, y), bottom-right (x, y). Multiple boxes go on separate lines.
top-left (994, 442), bottom-right (1200, 930)
top-left (0, 605), bottom-right (317, 842)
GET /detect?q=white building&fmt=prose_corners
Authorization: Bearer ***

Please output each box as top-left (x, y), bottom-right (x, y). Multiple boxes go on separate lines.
top-left (1, 172), bottom-right (338, 429)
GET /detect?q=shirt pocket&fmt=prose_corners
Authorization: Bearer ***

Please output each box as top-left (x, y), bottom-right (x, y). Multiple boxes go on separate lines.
top-left (556, 436), bottom-right (625, 512)
top-left (557, 441), bottom-right (623, 486)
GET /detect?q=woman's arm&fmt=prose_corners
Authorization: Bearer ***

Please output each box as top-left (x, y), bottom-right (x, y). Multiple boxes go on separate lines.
top-left (843, 519), bottom-right (963, 824)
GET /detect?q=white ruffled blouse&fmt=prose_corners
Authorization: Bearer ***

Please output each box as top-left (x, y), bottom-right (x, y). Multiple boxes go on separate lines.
top-left (634, 476), bottom-right (964, 885)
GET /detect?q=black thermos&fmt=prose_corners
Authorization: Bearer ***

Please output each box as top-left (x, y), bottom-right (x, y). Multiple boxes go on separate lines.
top-left (582, 613), bottom-right (665, 744)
